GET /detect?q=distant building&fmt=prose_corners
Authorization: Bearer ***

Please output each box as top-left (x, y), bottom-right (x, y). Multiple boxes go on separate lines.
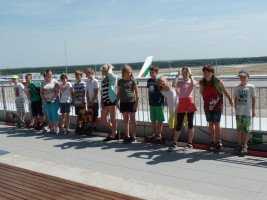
top-left (19, 73), bottom-right (42, 80)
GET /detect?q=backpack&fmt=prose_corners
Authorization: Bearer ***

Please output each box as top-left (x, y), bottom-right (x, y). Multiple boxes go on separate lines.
top-left (29, 82), bottom-right (41, 97)
top-left (201, 77), bottom-right (223, 101)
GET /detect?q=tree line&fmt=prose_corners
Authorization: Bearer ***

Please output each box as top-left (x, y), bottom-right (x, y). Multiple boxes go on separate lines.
top-left (1, 56), bottom-right (267, 75)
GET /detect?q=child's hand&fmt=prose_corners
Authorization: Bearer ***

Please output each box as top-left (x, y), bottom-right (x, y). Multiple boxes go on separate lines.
top-left (133, 103), bottom-right (138, 111)
top-left (229, 99), bottom-right (233, 106)
top-left (252, 110), bottom-right (255, 117)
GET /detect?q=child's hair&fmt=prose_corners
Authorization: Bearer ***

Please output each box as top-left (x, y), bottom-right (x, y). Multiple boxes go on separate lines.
top-left (158, 76), bottom-right (169, 91)
top-left (75, 70), bottom-right (83, 77)
top-left (60, 74), bottom-right (68, 80)
top-left (149, 65), bottom-right (159, 72)
top-left (25, 74), bottom-right (32, 79)
top-left (46, 69), bottom-right (53, 74)
top-left (122, 65), bottom-right (135, 81)
top-left (182, 67), bottom-right (189, 72)
top-left (100, 65), bottom-right (108, 71)
top-left (85, 68), bottom-right (94, 75)
top-left (202, 64), bottom-right (215, 87)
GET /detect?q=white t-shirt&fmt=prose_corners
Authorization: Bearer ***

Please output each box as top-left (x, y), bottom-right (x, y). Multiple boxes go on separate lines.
top-left (42, 79), bottom-right (59, 102)
top-left (14, 83), bottom-right (25, 99)
top-left (161, 87), bottom-right (179, 113)
top-left (86, 78), bottom-right (99, 103)
top-left (234, 83), bottom-right (256, 116)
top-left (60, 82), bottom-right (73, 103)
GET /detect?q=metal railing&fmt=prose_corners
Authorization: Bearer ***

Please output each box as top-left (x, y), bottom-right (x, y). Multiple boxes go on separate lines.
top-left (1, 80), bottom-right (267, 132)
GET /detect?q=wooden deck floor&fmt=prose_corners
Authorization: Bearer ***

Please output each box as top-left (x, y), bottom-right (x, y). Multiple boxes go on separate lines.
top-left (0, 163), bottom-right (142, 200)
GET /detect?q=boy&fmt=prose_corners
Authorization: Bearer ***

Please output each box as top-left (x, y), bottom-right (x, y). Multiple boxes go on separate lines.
top-left (73, 70), bottom-right (86, 134)
top-left (147, 65), bottom-right (165, 140)
top-left (234, 69), bottom-right (256, 155)
top-left (12, 75), bottom-right (26, 127)
top-left (200, 64), bottom-right (233, 151)
top-left (26, 74), bottom-right (45, 129)
top-left (85, 68), bottom-right (99, 131)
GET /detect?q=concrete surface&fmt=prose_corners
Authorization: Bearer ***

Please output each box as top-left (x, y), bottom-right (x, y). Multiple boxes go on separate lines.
top-left (0, 125), bottom-right (267, 200)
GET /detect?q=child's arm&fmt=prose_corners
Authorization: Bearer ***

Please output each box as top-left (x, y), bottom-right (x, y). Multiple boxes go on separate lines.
top-left (252, 97), bottom-right (256, 117)
top-left (92, 87), bottom-right (99, 106)
top-left (116, 86), bottom-right (120, 111)
top-left (133, 84), bottom-right (139, 111)
top-left (51, 83), bottom-right (59, 104)
top-left (86, 89), bottom-right (90, 107)
top-left (72, 87), bottom-right (76, 106)
top-left (188, 68), bottom-right (196, 86)
top-left (81, 89), bottom-right (85, 107)
top-left (234, 97), bottom-right (237, 111)
top-left (172, 70), bottom-right (180, 88)
top-left (40, 86), bottom-right (47, 104)
top-left (219, 80), bottom-right (233, 106)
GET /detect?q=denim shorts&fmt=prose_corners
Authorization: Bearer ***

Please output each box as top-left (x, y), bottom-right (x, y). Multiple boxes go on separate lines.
top-left (205, 110), bottom-right (222, 122)
top-left (60, 103), bottom-right (71, 113)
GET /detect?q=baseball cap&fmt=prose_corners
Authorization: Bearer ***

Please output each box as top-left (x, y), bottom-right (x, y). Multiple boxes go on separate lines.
top-left (12, 75), bottom-right (19, 79)
top-left (238, 69), bottom-right (249, 76)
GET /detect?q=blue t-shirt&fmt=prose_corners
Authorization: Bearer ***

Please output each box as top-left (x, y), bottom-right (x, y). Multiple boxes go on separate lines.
top-left (147, 78), bottom-right (164, 106)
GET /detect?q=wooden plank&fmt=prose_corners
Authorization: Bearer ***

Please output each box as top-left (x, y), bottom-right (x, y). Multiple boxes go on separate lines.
top-left (0, 170), bottom-right (103, 200)
top-left (0, 163), bottom-right (143, 200)
top-left (0, 186), bottom-right (23, 200)
top-left (0, 182), bottom-right (45, 200)
top-left (0, 167), bottom-right (112, 200)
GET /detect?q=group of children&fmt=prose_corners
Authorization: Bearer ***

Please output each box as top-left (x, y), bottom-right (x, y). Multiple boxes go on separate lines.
top-left (12, 63), bottom-right (256, 155)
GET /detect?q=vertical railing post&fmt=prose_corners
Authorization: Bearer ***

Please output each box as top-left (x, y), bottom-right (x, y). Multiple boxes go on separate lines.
top-left (2, 82), bottom-right (7, 112)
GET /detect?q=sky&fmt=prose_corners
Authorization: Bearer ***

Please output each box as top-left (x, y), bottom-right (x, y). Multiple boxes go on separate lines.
top-left (0, 0), bottom-right (267, 69)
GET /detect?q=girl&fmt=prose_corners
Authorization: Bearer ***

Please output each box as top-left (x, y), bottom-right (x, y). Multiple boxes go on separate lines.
top-left (158, 76), bottom-right (179, 141)
top-left (40, 70), bottom-right (60, 134)
top-left (59, 74), bottom-right (73, 135)
top-left (101, 63), bottom-right (118, 141)
top-left (168, 67), bottom-right (198, 151)
top-left (117, 65), bottom-right (139, 143)
top-left (200, 64), bottom-right (233, 150)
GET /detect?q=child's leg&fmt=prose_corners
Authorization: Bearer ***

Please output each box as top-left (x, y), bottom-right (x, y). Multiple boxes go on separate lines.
top-left (208, 122), bottom-right (215, 140)
top-left (129, 112), bottom-right (137, 138)
top-left (100, 106), bottom-right (112, 130)
top-left (122, 112), bottom-right (130, 137)
top-left (151, 122), bottom-right (156, 136)
top-left (173, 113), bottom-right (185, 144)
top-left (66, 113), bottom-right (70, 130)
top-left (214, 122), bottom-right (221, 140)
top-left (108, 105), bottom-right (117, 137)
top-left (238, 132), bottom-right (243, 146)
top-left (187, 112), bottom-right (195, 144)
top-left (157, 122), bottom-right (163, 137)
top-left (61, 113), bottom-right (66, 129)
top-left (243, 133), bottom-right (250, 148)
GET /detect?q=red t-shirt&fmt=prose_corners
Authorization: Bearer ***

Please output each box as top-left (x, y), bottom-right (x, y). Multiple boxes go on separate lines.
top-left (200, 78), bottom-right (223, 111)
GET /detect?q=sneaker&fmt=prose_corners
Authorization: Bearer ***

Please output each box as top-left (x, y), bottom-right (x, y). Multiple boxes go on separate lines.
top-left (43, 126), bottom-right (48, 133)
top-left (168, 144), bottom-right (177, 152)
top-left (16, 122), bottom-right (22, 128)
top-left (209, 141), bottom-right (217, 151)
top-left (123, 137), bottom-right (132, 143)
top-left (34, 123), bottom-right (42, 130)
top-left (240, 147), bottom-right (248, 155)
top-left (184, 143), bottom-right (193, 151)
top-left (155, 136), bottom-right (162, 140)
top-left (59, 129), bottom-right (64, 135)
top-left (103, 136), bottom-right (116, 142)
top-left (66, 130), bottom-right (72, 135)
top-left (49, 128), bottom-right (54, 134)
top-left (54, 128), bottom-right (59, 135)
top-left (234, 145), bottom-right (242, 155)
top-left (29, 122), bottom-right (35, 128)
top-left (130, 136), bottom-right (137, 143)
top-left (217, 142), bottom-right (223, 151)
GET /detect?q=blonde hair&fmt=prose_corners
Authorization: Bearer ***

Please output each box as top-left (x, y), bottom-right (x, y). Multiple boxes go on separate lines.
top-left (100, 65), bottom-right (108, 71)
top-left (85, 68), bottom-right (94, 74)
top-left (122, 65), bottom-right (135, 81)
top-left (75, 70), bottom-right (83, 77)
top-left (158, 76), bottom-right (169, 91)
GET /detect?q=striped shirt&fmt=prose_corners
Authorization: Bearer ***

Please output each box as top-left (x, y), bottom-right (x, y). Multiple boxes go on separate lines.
top-left (73, 81), bottom-right (86, 106)
top-left (102, 80), bottom-right (111, 104)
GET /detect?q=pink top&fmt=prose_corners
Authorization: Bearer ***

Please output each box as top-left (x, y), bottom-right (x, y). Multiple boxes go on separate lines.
top-left (178, 79), bottom-right (195, 98)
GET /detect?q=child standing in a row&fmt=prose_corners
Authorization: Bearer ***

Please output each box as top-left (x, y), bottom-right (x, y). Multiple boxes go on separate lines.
top-left (200, 64), bottom-right (233, 150)
top-left (147, 65), bottom-right (165, 140)
top-left (117, 65), bottom-right (139, 143)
